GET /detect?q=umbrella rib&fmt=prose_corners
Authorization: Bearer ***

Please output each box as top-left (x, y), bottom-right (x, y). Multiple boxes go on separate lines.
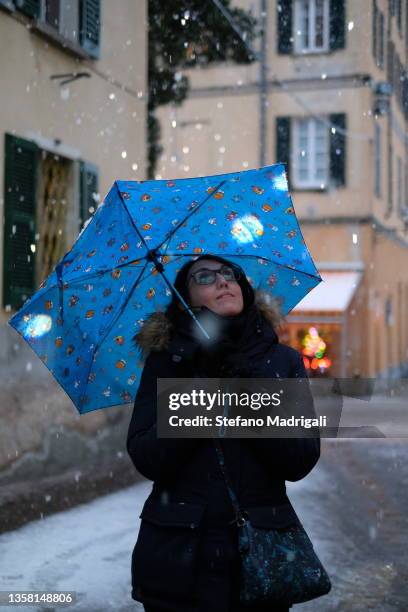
top-left (154, 179), bottom-right (227, 253)
top-left (118, 178), bottom-right (224, 262)
top-left (158, 252), bottom-right (322, 281)
top-left (78, 261), bottom-right (148, 409)
top-left (225, 253), bottom-right (322, 281)
top-left (46, 260), bottom-right (147, 287)
top-left (117, 183), bottom-right (157, 260)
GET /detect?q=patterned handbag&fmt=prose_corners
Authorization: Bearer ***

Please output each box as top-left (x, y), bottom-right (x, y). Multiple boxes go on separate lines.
top-left (213, 438), bottom-right (332, 606)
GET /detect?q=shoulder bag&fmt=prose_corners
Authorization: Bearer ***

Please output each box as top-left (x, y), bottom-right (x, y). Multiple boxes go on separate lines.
top-left (213, 438), bottom-right (332, 606)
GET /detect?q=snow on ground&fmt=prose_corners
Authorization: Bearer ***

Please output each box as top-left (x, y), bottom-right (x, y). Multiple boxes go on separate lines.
top-left (0, 481), bottom-right (152, 612)
top-left (5, 439), bottom-right (404, 611)
top-left (0, 467), bottom-right (332, 612)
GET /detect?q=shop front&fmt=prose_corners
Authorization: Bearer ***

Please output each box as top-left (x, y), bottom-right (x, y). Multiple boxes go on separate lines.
top-left (282, 270), bottom-right (364, 378)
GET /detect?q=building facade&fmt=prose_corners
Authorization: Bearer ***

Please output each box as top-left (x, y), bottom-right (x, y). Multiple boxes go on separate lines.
top-left (155, 0), bottom-right (408, 380)
top-left (1, 0), bottom-right (147, 314)
top-left (0, 0), bottom-right (147, 472)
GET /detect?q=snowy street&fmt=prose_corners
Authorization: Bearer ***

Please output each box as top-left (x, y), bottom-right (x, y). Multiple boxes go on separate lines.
top-left (0, 481), bottom-right (151, 612)
top-left (1, 438), bottom-right (408, 612)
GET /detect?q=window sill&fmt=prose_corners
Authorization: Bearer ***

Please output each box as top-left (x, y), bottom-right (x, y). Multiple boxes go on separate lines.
top-left (292, 48), bottom-right (330, 57)
top-left (32, 20), bottom-right (93, 61)
top-left (290, 180), bottom-right (330, 191)
top-left (291, 186), bottom-right (328, 193)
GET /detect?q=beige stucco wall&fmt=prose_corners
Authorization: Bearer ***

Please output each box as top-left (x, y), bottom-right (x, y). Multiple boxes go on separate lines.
top-left (154, 0), bottom-right (407, 381)
top-left (156, 0), bottom-right (406, 226)
top-left (0, 2), bottom-right (147, 472)
top-left (0, 1), bottom-right (147, 316)
top-left (156, 93), bottom-right (260, 179)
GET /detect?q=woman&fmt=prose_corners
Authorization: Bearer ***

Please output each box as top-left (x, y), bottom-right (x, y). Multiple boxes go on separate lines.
top-left (127, 254), bottom-right (321, 612)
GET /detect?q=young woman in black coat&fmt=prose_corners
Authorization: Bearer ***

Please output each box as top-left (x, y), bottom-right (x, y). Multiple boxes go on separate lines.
top-left (127, 254), bottom-right (321, 612)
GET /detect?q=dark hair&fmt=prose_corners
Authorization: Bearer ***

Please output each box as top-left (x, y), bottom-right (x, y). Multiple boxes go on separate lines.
top-left (165, 254), bottom-right (255, 321)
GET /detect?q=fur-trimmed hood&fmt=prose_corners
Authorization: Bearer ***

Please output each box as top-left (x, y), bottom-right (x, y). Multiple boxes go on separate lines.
top-left (133, 290), bottom-right (284, 358)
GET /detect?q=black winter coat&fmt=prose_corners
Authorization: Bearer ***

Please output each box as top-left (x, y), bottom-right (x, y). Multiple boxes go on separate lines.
top-left (127, 295), bottom-right (321, 612)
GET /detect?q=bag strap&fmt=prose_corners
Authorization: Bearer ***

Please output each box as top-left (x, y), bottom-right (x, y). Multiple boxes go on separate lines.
top-left (212, 437), bottom-right (247, 527)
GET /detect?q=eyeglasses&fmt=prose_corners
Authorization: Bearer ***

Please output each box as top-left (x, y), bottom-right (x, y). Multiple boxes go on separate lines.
top-left (188, 265), bottom-right (242, 286)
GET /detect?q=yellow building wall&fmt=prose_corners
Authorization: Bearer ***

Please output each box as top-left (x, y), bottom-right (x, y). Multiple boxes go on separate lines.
top-left (0, 2), bottom-right (147, 318)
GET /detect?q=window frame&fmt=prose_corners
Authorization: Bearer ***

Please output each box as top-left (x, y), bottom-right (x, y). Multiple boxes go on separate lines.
top-left (39, 0), bottom-right (80, 46)
top-left (293, 0), bottom-right (330, 55)
top-left (374, 123), bottom-right (382, 198)
top-left (12, 0), bottom-right (100, 61)
top-left (291, 116), bottom-right (329, 189)
top-left (396, 0), bottom-right (402, 35)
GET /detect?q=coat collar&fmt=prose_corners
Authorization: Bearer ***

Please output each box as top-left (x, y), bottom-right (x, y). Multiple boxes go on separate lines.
top-left (133, 291), bottom-right (283, 360)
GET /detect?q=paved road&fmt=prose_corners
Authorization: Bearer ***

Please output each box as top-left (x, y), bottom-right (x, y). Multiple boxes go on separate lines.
top-left (0, 438), bottom-right (407, 611)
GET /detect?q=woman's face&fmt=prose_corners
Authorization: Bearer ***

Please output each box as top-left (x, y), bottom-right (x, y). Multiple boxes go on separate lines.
top-left (187, 259), bottom-right (244, 316)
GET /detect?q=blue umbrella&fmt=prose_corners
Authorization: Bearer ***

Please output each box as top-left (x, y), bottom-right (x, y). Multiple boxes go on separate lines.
top-left (8, 163), bottom-right (321, 413)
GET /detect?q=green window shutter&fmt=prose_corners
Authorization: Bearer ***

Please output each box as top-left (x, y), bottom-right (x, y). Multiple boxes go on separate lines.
top-left (276, 116), bottom-right (291, 187)
top-left (372, 0), bottom-right (377, 62)
top-left (15, 0), bottom-right (40, 18)
top-left (389, 0), bottom-right (395, 18)
top-left (3, 134), bottom-right (38, 310)
top-left (329, 0), bottom-right (346, 50)
top-left (79, 0), bottom-right (101, 59)
top-left (403, 72), bottom-right (408, 121)
top-left (387, 40), bottom-right (394, 86)
top-left (378, 12), bottom-right (384, 69)
top-left (277, 0), bottom-right (293, 55)
top-left (79, 161), bottom-right (99, 231)
top-left (329, 113), bottom-right (346, 187)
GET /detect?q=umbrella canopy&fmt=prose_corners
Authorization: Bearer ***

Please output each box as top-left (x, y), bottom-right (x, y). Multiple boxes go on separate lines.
top-left (8, 163), bottom-right (321, 413)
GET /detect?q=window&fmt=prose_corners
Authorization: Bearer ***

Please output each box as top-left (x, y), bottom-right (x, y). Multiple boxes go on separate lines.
top-left (292, 117), bottom-right (329, 188)
top-left (387, 40), bottom-right (395, 87)
top-left (45, 0), bottom-right (60, 30)
top-left (385, 296), bottom-right (393, 327)
top-left (378, 12), bottom-right (384, 68)
top-left (12, 0), bottom-right (100, 59)
top-left (393, 54), bottom-right (406, 114)
top-left (405, 162), bottom-right (408, 221)
top-left (294, 0), bottom-right (329, 53)
top-left (79, 161), bottom-right (99, 231)
top-left (375, 124), bottom-right (382, 197)
top-left (372, 2), bottom-right (385, 69)
top-left (372, 0), bottom-right (377, 60)
top-left (396, 0), bottom-right (402, 34)
top-left (3, 134), bottom-right (38, 310)
top-left (388, 141), bottom-right (393, 213)
top-left (397, 156), bottom-right (403, 213)
top-left (389, 0), bottom-right (396, 18)
top-left (276, 113), bottom-right (346, 190)
top-left (277, 0), bottom-right (345, 55)
top-left (3, 133), bottom-right (99, 310)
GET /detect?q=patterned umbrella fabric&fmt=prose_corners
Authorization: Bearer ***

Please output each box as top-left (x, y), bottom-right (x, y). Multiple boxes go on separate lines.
top-left (8, 163), bottom-right (321, 413)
